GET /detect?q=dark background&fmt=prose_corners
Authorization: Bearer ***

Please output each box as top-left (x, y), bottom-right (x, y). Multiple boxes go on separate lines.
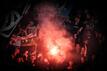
top-left (0, 0), bottom-right (106, 71)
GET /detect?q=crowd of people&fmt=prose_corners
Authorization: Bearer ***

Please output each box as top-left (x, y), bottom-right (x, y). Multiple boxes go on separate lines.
top-left (8, 9), bottom-right (103, 70)
top-left (64, 9), bottom-right (103, 61)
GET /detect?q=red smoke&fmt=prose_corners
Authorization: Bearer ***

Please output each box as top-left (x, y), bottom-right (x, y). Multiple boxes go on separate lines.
top-left (37, 3), bottom-right (77, 65)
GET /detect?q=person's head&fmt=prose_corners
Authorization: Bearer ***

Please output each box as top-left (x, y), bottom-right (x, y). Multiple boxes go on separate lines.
top-left (74, 16), bottom-right (80, 24)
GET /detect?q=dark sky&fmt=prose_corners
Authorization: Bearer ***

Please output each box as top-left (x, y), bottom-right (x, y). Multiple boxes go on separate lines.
top-left (0, 0), bottom-right (106, 12)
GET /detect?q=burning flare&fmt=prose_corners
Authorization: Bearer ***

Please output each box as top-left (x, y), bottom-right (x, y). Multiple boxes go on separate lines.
top-left (37, 3), bottom-right (75, 64)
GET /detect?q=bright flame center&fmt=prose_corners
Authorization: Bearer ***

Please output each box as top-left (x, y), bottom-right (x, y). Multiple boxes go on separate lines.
top-left (49, 45), bottom-right (59, 56)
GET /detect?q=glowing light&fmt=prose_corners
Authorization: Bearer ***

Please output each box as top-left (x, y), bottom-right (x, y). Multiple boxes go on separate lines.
top-left (49, 45), bottom-right (59, 56)
top-left (44, 58), bottom-right (49, 64)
